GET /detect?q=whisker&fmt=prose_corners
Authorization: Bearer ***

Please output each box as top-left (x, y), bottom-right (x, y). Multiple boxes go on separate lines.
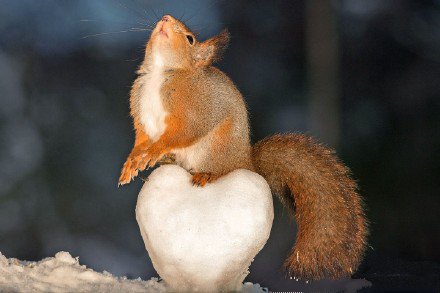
top-left (151, 8), bottom-right (160, 22)
top-left (124, 57), bottom-right (142, 62)
top-left (80, 18), bottom-right (155, 33)
top-left (183, 0), bottom-right (218, 29)
top-left (115, 0), bottom-right (148, 22)
top-left (145, 10), bottom-right (159, 25)
top-left (144, 20), bottom-right (156, 28)
top-left (179, 6), bottom-right (187, 23)
top-left (130, 0), bottom-right (154, 22)
top-left (81, 28), bottom-right (151, 39)
top-left (80, 18), bottom-right (145, 28)
top-left (183, 12), bottom-right (197, 25)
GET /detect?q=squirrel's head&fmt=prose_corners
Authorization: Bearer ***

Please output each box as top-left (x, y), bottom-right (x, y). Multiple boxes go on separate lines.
top-left (144, 15), bottom-right (230, 69)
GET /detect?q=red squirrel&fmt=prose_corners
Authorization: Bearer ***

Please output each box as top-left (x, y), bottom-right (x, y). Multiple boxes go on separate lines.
top-left (118, 15), bottom-right (368, 281)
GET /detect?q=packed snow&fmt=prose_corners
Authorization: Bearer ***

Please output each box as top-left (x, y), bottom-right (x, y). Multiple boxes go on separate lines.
top-left (0, 251), bottom-right (268, 292)
top-left (136, 165), bottom-right (274, 292)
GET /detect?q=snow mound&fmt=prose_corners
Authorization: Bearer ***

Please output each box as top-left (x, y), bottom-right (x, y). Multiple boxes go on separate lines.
top-left (0, 251), bottom-right (165, 292)
top-left (0, 251), bottom-right (268, 292)
top-left (136, 165), bottom-right (274, 292)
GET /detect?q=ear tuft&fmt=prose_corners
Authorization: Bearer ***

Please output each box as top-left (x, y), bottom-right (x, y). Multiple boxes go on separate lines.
top-left (212, 29), bottom-right (230, 61)
top-left (194, 29), bottom-right (230, 67)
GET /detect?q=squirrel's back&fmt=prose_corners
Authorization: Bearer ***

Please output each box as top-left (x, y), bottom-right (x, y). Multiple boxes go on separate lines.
top-left (161, 67), bottom-right (254, 174)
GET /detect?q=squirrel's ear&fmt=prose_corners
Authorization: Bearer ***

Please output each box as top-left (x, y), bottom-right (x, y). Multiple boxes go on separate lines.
top-left (194, 29), bottom-right (230, 67)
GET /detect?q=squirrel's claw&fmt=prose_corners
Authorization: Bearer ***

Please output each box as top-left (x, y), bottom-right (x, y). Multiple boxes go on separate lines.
top-left (135, 154), bottom-right (151, 172)
top-left (192, 172), bottom-right (219, 187)
top-left (119, 156), bottom-right (139, 186)
top-left (119, 145), bottom-right (170, 187)
top-left (148, 153), bottom-right (165, 168)
top-left (136, 148), bottom-right (166, 170)
top-left (135, 154), bottom-right (160, 170)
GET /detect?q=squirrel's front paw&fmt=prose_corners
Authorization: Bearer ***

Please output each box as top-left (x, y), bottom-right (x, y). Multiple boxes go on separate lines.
top-left (192, 172), bottom-right (219, 187)
top-left (118, 156), bottom-right (140, 186)
top-left (118, 151), bottom-right (148, 186)
top-left (135, 143), bottom-right (168, 171)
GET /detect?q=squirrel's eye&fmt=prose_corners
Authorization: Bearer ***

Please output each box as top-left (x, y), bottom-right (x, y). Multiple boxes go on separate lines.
top-left (186, 35), bottom-right (194, 45)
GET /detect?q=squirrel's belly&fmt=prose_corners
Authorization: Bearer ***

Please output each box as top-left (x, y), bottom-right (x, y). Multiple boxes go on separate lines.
top-left (173, 133), bottom-right (212, 172)
top-left (139, 71), bottom-right (167, 142)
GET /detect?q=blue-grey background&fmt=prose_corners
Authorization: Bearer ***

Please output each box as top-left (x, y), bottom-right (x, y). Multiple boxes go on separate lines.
top-left (0, 0), bottom-right (439, 291)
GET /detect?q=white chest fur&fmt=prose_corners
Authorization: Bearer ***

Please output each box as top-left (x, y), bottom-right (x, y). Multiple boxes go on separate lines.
top-left (139, 62), bottom-right (167, 142)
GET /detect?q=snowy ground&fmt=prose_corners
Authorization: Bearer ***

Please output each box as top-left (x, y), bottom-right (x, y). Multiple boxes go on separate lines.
top-left (0, 251), bottom-right (375, 293)
top-left (0, 251), bottom-right (267, 292)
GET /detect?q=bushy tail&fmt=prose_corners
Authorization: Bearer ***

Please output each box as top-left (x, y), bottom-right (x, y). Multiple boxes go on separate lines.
top-left (252, 133), bottom-right (368, 280)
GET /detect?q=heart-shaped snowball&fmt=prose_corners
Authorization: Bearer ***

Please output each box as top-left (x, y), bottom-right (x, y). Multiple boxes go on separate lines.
top-left (136, 165), bottom-right (274, 292)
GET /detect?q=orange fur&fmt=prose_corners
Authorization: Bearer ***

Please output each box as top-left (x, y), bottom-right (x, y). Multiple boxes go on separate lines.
top-left (211, 117), bottom-right (233, 152)
top-left (135, 114), bottom-right (203, 170)
top-left (253, 134), bottom-right (368, 279)
top-left (119, 120), bottom-right (151, 186)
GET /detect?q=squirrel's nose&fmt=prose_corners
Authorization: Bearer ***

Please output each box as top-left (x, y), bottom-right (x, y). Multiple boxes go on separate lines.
top-left (162, 15), bottom-right (171, 22)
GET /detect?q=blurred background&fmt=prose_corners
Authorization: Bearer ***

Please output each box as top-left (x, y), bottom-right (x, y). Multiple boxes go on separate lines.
top-left (0, 0), bottom-right (439, 291)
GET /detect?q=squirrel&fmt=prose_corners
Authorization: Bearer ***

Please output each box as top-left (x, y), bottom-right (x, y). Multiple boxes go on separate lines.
top-left (118, 15), bottom-right (368, 281)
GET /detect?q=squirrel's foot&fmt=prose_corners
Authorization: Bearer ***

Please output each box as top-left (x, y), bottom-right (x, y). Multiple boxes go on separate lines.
top-left (192, 172), bottom-right (219, 187)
